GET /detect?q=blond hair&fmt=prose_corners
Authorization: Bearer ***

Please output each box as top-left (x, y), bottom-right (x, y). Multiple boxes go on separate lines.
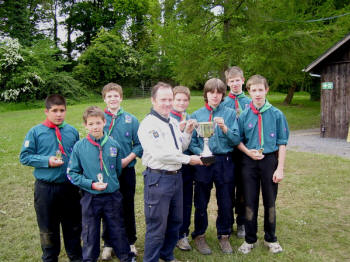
top-left (246, 75), bottom-right (269, 90)
top-left (225, 66), bottom-right (244, 81)
top-left (173, 86), bottom-right (190, 100)
top-left (102, 83), bottom-right (123, 99)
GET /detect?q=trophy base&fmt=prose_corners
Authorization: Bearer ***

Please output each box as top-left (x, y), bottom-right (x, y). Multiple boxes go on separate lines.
top-left (200, 155), bottom-right (216, 165)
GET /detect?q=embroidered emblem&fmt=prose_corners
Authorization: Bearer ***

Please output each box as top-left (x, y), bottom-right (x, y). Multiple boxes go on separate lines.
top-left (270, 133), bottom-right (275, 137)
top-left (152, 130), bottom-right (159, 138)
top-left (125, 115), bottom-right (132, 123)
top-left (24, 140), bottom-right (30, 147)
top-left (125, 131), bottom-right (129, 137)
top-left (248, 123), bottom-right (253, 128)
top-left (110, 164), bottom-right (115, 169)
top-left (110, 147), bottom-right (118, 157)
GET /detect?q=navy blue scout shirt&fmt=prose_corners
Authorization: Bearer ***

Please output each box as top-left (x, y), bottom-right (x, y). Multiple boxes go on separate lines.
top-left (20, 123), bottom-right (79, 183)
top-left (189, 103), bottom-right (240, 155)
top-left (67, 133), bottom-right (125, 195)
top-left (222, 92), bottom-right (251, 114)
top-left (104, 108), bottom-right (142, 167)
top-left (238, 102), bottom-right (289, 153)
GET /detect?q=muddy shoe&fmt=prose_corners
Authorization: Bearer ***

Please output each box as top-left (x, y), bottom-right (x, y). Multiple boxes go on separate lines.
top-left (238, 241), bottom-right (257, 254)
top-left (176, 235), bottom-right (191, 251)
top-left (237, 225), bottom-right (246, 239)
top-left (218, 235), bottom-right (233, 254)
top-left (264, 240), bottom-right (283, 253)
top-left (193, 234), bottom-right (212, 255)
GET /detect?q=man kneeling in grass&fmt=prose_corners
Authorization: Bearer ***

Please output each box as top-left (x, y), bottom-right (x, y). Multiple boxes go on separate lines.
top-left (237, 75), bottom-right (289, 254)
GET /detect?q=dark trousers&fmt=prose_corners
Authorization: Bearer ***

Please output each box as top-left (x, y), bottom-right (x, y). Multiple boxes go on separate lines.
top-left (103, 167), bottom-right (137, 246)
top-left (191, 154), bottom-right (234, 239)
top-left (34, 180), bottom-right (82, 262)
top-left (232, 149), bottom-right (245, 227)
top-left (179, 164), bottom-right (195, 238)
top-left (241, 153), bottom-right (279, 244)
top-left (143, 169), bottom-right (183, 262)
top-left (81, 191), bottom-right (133, 262)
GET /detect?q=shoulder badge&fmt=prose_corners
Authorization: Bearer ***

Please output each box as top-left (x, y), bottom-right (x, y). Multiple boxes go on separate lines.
top-left (152, 130), bottom-right (159, 139)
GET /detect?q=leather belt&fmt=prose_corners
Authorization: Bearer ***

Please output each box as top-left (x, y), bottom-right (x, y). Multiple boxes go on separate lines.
top-left (146, 167), bottom-right (179, 175)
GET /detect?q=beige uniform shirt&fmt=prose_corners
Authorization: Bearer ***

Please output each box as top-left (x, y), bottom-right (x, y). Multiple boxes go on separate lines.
top-left (138, 112), bottom-right (191, 171)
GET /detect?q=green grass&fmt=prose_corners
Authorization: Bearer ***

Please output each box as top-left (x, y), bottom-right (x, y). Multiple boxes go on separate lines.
top-left (1, 93), bottom-right (345, 262)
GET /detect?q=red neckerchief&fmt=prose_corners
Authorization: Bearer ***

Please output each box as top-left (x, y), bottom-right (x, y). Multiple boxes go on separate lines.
top-left (171, 110), bottom-right (183, 121)
top-left (42, 119), bottom-right (66, 156)
top-left (249, 102), bottom-right (262, 146)
top-left (86, 134), bottom-right (104, 172)
top-left (228, 93), bottom-right (240, 111)
top-left (104, 108), bottom-right (115, 133)
top-left (205, 103), bottom-right (213, 121)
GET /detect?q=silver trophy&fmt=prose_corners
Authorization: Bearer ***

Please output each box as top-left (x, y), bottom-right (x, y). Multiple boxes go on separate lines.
top-left (195, 121), bottom-right (216, 164)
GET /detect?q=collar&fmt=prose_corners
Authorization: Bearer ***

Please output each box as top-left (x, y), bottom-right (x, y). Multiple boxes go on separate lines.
top-left (150, 108), bottom-right (170, 123)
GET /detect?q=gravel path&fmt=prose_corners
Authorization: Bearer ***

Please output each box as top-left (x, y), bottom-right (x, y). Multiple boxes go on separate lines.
top-left (288, 129), bottom-right (350, 159)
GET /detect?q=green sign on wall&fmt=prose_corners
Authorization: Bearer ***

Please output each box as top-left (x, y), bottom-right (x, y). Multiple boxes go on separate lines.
top-left (321, 82), bottom-right (333, 90)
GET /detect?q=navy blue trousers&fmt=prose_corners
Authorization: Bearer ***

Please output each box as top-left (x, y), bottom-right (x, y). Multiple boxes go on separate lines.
top-left (179, 164), bottom-right (195, 238)
top-left (80, 191), bottom-right (133, 262)
top-left (143, 169), bottom-right (183, 262)
top-left (232, 149), bottom-right (245, 227)
top-left (34, 180), bottom-right (82, 262)
top-left (103, 167), bottom-right (137, 246)
top-left (191, 154), bottom-right (235, 239)
top-left (241, 153), bottom-right (279, 244)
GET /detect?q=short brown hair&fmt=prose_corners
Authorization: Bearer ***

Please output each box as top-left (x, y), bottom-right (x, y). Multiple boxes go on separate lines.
top-left (102, 83), bottom-right (123, 99)
top-left (173, 86), bottom-right (190, 100)
top-left (151, 82), bottom-right (173, 99)
top-left (246, 75), bottom-right (269, 90)
top-left (203, 78), bottom-right (226, 103)
top-left (225, 66), bottom-right (244, 81)
top-left (83, 106), bottom-right (105, 124)
top-left (45, 94), bottom-right (66, 110)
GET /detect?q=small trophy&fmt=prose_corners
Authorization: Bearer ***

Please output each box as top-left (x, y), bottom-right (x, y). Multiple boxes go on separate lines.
top-left (55, 150), bottom-right (62, 162)
top-left (258, 148), bottom-right (264, 156)
top-left (195, 122), bottom-right (216, 165)
top-left (97, 173), bottom-right (103, 183)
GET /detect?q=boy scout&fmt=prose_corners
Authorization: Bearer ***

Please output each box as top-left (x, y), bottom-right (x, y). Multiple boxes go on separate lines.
top-left (138, 82), bottom-right (202, 262)
top-left (237, 75), bottom-right (289, 254)
top-left (170, 86), bottom-right (195, 251)
top-left (189, 78), bottom-right (240, 254)
top-left (101, 83), bottom-right (142, 259)
top-left (222, 66), bottom-right (251, 238)
top-left (20, 94), bottom-right (82, 262)
top-left (67, 106), bottom-right (135, 262)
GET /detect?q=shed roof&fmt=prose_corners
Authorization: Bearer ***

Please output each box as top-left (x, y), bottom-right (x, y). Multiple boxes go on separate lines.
top-left (304, 33), bottom-right (350, 73)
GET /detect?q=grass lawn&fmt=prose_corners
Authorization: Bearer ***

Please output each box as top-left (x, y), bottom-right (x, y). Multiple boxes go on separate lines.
top-left (1, 92), bottom-right (347, 262)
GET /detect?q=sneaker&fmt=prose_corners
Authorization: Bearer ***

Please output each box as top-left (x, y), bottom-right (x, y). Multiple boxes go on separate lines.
top-left (264, 240), bottom-right (283, 253)
top-left (238, 241), bottom-right (257, 254)
top-left (237, 225), bottom-right (246, 239)
top-left (176, 235), bottom-right (192, 251)
top-left (218, 235), bottom-right (233, 254)
top-left (101, 246), bottom-right (113, 260)
top-left (193, 234), bottom-right (212, 255)
top-left (130, 244), bottom-right (138, 256)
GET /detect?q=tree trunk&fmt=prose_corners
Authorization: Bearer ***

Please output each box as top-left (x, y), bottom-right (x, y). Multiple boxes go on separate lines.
top-left (283, 83), bottom-right (297, 105)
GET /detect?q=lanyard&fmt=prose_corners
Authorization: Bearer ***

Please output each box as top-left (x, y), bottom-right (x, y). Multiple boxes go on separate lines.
top-left (42, 119), bottom-right (67, 156)
top-left (86, 134), bottom-right (110, 176)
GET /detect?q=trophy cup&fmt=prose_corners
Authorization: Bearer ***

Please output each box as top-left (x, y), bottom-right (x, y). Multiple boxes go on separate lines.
top-left (195, 122), bottom-right (216, 165)
top-left (97, 173), bottom-right (105, 189)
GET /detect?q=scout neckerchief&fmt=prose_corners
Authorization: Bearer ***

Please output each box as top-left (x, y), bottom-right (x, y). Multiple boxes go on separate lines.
top-left (205, 103), bottom-right (216, 121)
top-left (228, 92), bottom-right (245, 113)
top-left (150, 108), bottom-right (179, 149)
top-left (86, 134), bottom-right (110, 176)
top-left (42, 119), bottom-right (67, 156)
top-left (249, 100), bottom-right (272, 147)
top-left (104, 108), bottom-right (124, 136)
top-left (171, 109), bottom-right (183, 121)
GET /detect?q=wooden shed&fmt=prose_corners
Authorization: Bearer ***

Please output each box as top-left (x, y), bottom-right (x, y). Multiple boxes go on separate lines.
top-left (304, 34), bottom-right (350, 139)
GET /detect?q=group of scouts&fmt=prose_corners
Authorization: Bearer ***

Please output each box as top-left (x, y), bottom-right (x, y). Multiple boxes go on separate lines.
top-left (19, 66), bottom-right (289, 262)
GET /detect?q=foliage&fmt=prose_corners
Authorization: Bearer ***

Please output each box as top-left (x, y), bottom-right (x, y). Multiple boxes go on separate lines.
top-left (0, 37), bottom-right (82, 102)
top-left (73, 30), bottom-right (141, 91)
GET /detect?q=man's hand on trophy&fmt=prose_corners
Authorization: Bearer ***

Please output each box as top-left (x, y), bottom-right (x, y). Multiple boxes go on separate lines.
top-left (184, 119), bottom-right (197, 134)
top-left (214, 117), bottom-right (227, 134)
